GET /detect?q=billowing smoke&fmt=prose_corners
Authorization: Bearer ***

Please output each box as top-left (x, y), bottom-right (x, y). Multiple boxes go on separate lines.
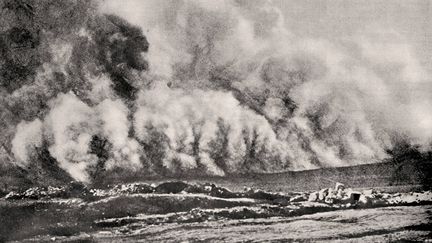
top-left (134, 84), bottom-right (289, 176)
top-left (1, 0), bottom-right (431, 183)
top-left (16, 93), bottom-right (142, 182)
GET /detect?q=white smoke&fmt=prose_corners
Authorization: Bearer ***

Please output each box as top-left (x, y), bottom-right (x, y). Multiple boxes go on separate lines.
top-left (11, 92), bottom-right (141, 182)
top-left (134, 83), bottom-right (289, 175)
top-left (96, 99), bottom-right (141, 170)
top-left (8, 0), bottom-right (432, 182)
top-left (11, 119), bottom-right (43, 166)
top-left (100, 0), bottom-right (432, 162)
top-left (44, 93), bottom-right (99, 182)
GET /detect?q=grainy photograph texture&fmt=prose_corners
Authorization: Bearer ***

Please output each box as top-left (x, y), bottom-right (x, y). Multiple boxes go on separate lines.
top-left (0, 0), bottom-right (431, 242)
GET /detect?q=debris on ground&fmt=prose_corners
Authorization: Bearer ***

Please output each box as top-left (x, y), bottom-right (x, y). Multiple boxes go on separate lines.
top-left (306, 182), bottom-right (432, 207)
top-left (3, 181), bottom-right (431, 210)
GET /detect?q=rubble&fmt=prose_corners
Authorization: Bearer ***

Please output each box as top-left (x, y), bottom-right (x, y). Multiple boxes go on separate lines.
top-left (112, 183), bottom-right (155, 194)
top-left (318, 188), bottom-right (329, 201)
top-left (5, 186), bottom-right (69, 200)
top-left (308, 192), bottom-right (319, 202)
top-left (335, 182), bottom-right (345, 191)
top-left (5, 191), bottom-right (23, 200)
top-left (306, 182), bottom-right (432, 207)
top-left (3, 181), bottom-right (431, 211)
top-left (3, 183), bottom-right (88, 200)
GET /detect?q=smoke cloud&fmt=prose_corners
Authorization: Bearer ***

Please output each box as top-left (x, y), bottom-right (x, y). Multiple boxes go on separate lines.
top-left (1, 0), bottom-right (431, 183)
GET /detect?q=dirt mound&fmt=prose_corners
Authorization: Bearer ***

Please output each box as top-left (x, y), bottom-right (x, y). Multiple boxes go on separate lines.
top-left (154, 181), bottom-right (189, 193)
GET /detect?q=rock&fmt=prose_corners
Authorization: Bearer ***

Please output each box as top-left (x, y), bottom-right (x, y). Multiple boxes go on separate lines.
top-left (308, 191), bottom-right (319, 202)
top-left (134, 183), bottom-right (155, 193)
top-left (336, 189), bottom-right (346, 199)
top-left (358, 195), bottom-right (369, 205)
top-left (113, 183), bottom-right (154, 194)
top-left (46, 186), bottom-right (68, 198)
top-left (90, 188), bottom-right (108, 197)
top-left (324, 197), bottom-right (334, 204)
top-left (23, 187), bottom-right (46, 199)
top-left (334, 183), bottom-right (347, 199)
top-left (5, 186), bottom-right (70, 200)
top-left (334, 182), bottom-right (345, 191)
top-left (5, 191), bottom-right (24, 200)
top-left (318, 188), bottom-right (329, 201)
top-left (325, 193), bottom-right (340, 205)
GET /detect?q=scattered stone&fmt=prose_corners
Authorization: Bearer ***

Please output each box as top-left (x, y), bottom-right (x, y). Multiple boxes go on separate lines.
top-left (5, 191), bottom-right (24, 200)
top-left (308, 191), bottom-right (319, 202)
top-left (47, 186), bottom-right (68, 198)
top-left (318, 188), bottom-right (329, 201)
top-left (3, 181), bottom-right (431, 211)
top-left (23, 187), bottom-right (45, 199)
top-left (358, 195), bottom-right (369, 205)
top-left (335, 182), bottom-right (345, 191)
top-left (324, 197), bottom-right (334, 204)
top-left (113, 183), bottom-right (154, 194)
